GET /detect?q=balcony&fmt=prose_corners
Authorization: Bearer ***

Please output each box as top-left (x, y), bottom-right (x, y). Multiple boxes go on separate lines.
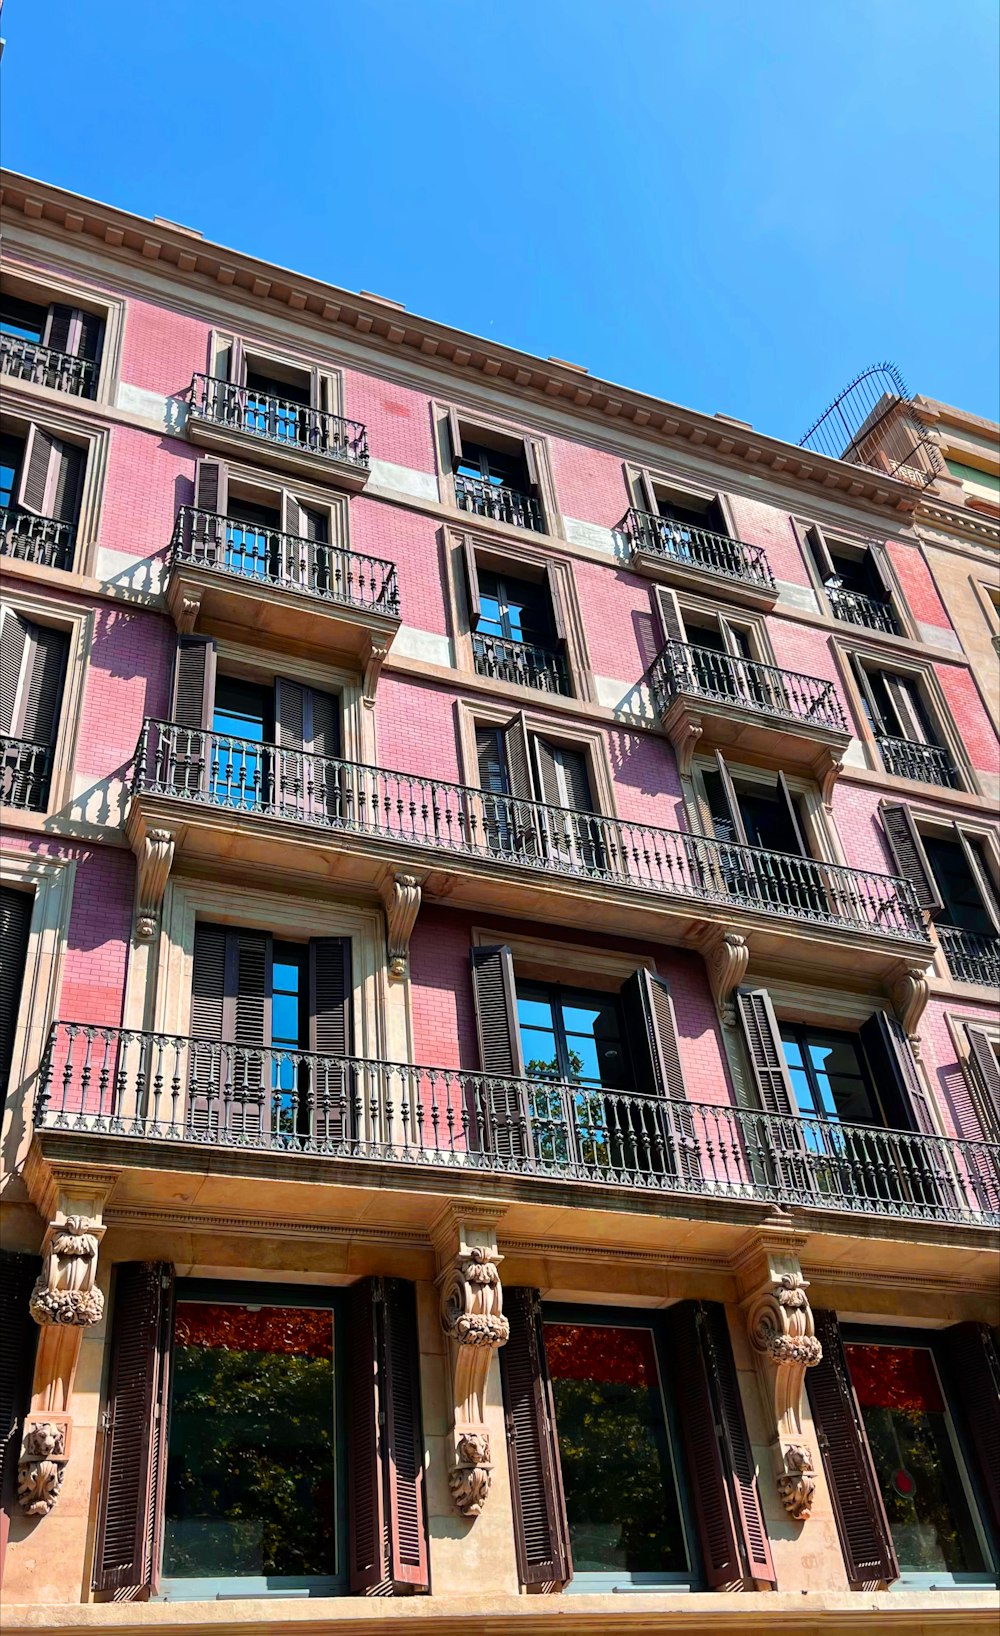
top-left (938, 924), bottom-right (1000, 989)
top-left (1, 506), bottom-right (75, 572)
top-left (621, 508), bottom-right (777, 608)
top-left (454, 473), bottom-right (542, 532)
top-left (35, 1022), bottom-right (1000, 1232)
top-left (877, 735), bottom-right (958, 789)
top-left (648, 641), bottom-right (850, 789)
top-left (164, 505), bottom-right (400, 666)
top-left (1, 734), bottom-right (52, 811)
top-left (472, 631), bottom-right (569, 695)
top-left (129, 720), bottom-right (930, 987)
top-left (827, 585), bottom-right (900, 635)
top-left (0, 332), bottom-right (97, 399)
top-left (187, 374), bottom-right (370, 490)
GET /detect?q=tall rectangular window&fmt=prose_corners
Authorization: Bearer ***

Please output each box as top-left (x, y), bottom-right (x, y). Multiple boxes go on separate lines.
top-left (779, 1025), bottom-right (880, 1125)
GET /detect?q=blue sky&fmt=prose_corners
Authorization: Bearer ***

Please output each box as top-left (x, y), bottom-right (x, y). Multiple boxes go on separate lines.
top-left (3, 1), bottom-right (998, 440)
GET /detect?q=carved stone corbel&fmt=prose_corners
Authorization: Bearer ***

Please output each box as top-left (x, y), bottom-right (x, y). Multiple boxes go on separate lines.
top-left (889, 963), bottom-right (931, 1059)
top-left (434, 1211), bottom-right (509, 1519)
top-left (739, 1242), bottom-right (822, 1523)
top-left (362, 635), bottom-right (391, 708)
top-left (380, 871), bottom-right (421, 980)
top-left (18, 1418), bottom-right (71, 1517)
top-left (660, 702), bottom-right (704, 777)
top-left (133, 827), bottom-right (175, 942)
top-left (818, 747), bottom-right (846, 810)
top-left (701, 930), bottom-right (750, 1026)
top-left (176, 593), bottom-right (203, 634)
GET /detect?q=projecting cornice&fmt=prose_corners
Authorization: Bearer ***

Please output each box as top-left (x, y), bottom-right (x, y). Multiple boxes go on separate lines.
top-left (1, 168), bottom-right (923, 517)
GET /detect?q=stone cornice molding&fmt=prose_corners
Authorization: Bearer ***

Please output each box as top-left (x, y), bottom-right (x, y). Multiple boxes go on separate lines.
top-left (1, 169), bottom-right (922, 518)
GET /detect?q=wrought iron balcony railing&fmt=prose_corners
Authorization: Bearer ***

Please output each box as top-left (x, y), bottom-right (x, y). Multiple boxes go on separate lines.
top-left (826, 585), bottom-right (900, 635)
top-left (171, 505), bottom-right (399, 616)
top-left (648, 641), bottom-right (848, 733)
top-left (621, 508), bottom-right (775, 592)
top-left (1, 735), bottom-right (53, 810)
top-left (0, 506), bottom-right (75, 572)
top-left (472, 632), bottom-right (570, 695)
top-left (454, 473), bottom-right (542, 532)
top-left (937, 924), bottom-right (1000, 989)
top-left (133, 720), bottom-right (928, 943)
top-left (189, 374), bottom-right (369, 468)
top-left (877, 735), bottom-right (958, 788)
top-left (36, 1023), bottom-right (999, 1227)
top-left (0, 332), bottom-right (97, 399)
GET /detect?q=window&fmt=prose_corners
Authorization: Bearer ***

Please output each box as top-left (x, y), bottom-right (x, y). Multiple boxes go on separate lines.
top-left (473, 719), bottom-right (596, 861)
top-left (881, 805), bottom-right (999, 986)
top-left (195, 337), bottom-right (358, 469)
top-left (850, 657), bottom-right (958, 788)
top-left (0, 884), bottom-right (32, 1107)
top-left (702, 756), bottom-right (809, 856)
top-left (517, 982), bottom-right (628, 1088)
top-left (0, 608), bottom-right (70, 810)
top-left (802, 524), bottom-right (901, 635)
top-left (448, 412), bottom-right (544, 532)
top-left (654, 484), bottom-right (727, 538)
top-left (780, 1024), bottom-right (880, 1125)
top-left (0, 431), bottom-right (20, 509)
top-left (464, 550), bottom-right (569, 694)
top-left (0, 424), bottom-right (84, 533)
top-left (0, 289), bottom-right (104, 398)
top-left (0, 294), bottom-right (47, 343)
top-left (183, 458), bottom-right (345, 602)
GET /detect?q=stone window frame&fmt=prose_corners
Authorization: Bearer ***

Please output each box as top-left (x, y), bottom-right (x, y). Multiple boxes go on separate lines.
top-left (900, 806), bottom-right (1000, 989)
top-left (686, 753), bottom-right (841, 868)
top-left (0, 399), bottom-right (111, 579)
top-left (790, 514), bottom-right (918, 642)
top-left (656, 586), bottom-right (777, 667)
top-left (455, 698), bottom-right (618, 823)
top-left (432, 399), bottom-right (563, 542)
top-left (0, 847), bottom-right (76, 1171)
top-left (623, 461), bottom-right (741, 540)
top-left (1, 257), bottom-right (126, 409)
top-left (0, 586), bottom-right (94, 822)
top-left (207, 328), bottom-right (345, 419)
top-left (210, 635), bottom-right (374, 768)
top-left (831, 636), bottom-right (977, 795)
top-left (444, 524), bottom-right (594, 705)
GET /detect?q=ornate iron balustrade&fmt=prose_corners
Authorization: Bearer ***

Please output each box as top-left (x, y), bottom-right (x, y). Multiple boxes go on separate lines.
top-left (0, 507), bottom-right (75, 571)
top-left (171, 505), bottom-right (399, 616)
top-left (472, 631), bottom-right (569, 695)
top-left (649, 641), bottom-right (848, 732)
top-left (133, 720), bottom-right (928, 943)
top-left (36, 1022), bottom-right (999, 1227)
top-left (826, 585), bottom-right (900, 635)
top-left (0, 333), bottom-right (97, 399)
top-left (937, 924), bottom-right (1000, 989)
top-left (190, 374), bottom-right (369, 468)
top-left (454, 473), bottom-right (542, 532)
top-left (621, 508), bottom-right (775, 592)
top-left (877, 735), bottom-right (958, 788)
top-left (1, 735), bottom-right (53, 810)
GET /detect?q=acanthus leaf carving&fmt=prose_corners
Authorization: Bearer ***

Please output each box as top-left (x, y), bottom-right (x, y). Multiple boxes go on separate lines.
top-left (133, 828), bottom-right (175, 944)
top-left (703, 931), bottom-right (750, 1026)
top-left (745, 1264), bottom-right (822, 1523)
top-left (438, 1239), bottom-right (509, 1520)
top-left (889, 962), bottom-right (931, 1059)
top-left (17, 1420), bottom-right (69, 1517)
top-left (381, 871), bottom-right (421, 981)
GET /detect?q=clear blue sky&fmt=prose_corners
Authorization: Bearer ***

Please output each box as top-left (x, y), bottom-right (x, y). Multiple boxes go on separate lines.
top-left (3, 1), bottom-right (998, 440)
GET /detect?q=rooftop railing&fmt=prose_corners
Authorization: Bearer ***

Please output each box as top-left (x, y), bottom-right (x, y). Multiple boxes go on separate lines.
top-left (454, 473), bottom-right (542, 532)
top-left (937, 924), bottom-right (1000, 989)
top-left (133, 720), bottom-right (929, 944)
top-left (0, 333), bottom-right (97, 399)
top-left (648, 641), bottom-right (848, 733)
top-left (826, 585), bottom-right (901, 635)
top-left (36, 1022), bottom-right (999, 1227)
top-left (472, 631), bottom-right (570, 695)
top-left (1, 735), bottom-right (53, 811)
top-left (171, 505), bottom-right (399, 616)
top-left (621, 508), bottom-right (775, 593)
top-left (0, 507), bottom-right (75, 572)
top-left (190, 374), bottom-right (369, 468)
top-left (877, 735), bottom-right (958, 789)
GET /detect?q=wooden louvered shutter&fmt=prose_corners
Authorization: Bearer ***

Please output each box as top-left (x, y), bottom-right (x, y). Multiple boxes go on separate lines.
top-left (19, 626), bottom-right (68, 747)
top-left (544, 564), bottom-right (567, 642)
top-left (280, 489), bottom-right (305, 540)
top-left (655, 586), bottom-right (687, 644)
top-left (92, 1262), bottom-right (175, 1598)
top-left (533, 739), bottom-right (561, 808)
top-left (471, 944), bottom-right (529, 1159)
top-left (0, 1250), bottom-right (40, 1583)
top-left (188, 922), bottom-right (227, 1136)
top-left (664, 1300), bottom-right (774, 1588)
top-left (867, 543), bottom-right (897, 605)
top-left (346, 1277), bottom-right (428, 1595)
top-left (523, 438), bottom-right (541, 491)
top-left (938, 1322), bottom-right (1000, 1545)
top-left (447, 407), bottom-right (464, 464)
top-left (849, 654), bottom-right (886, 733)
top-left (502, 713), bottom-right (537, 803)
top-left (193, 458), bottom-right (227, 516)
top-left (620, 968), bottom-right (696, 1181)
top-left (858, 1010), bottom-right (936, 1135)
top-left (460, 535), bottom-right (480, 626)
top-left (17, 426), bottom-right (58, 517)
top-left (713, 752), bottom-right (750, 846)
top-left (227, 933), bottom-right (271, 1143)
top-left (955, 828), bottom-right (1000, 933)
top-left (735, 988), bottom-right (796, 1117)
top-left (500, 1287), bottom-right (572, 1590)
top-left (229, 337), bottom-right (246, 386)
top-left (804, 522), bottom-right (837, 582)
top-left (51, 441), bottom-right (84, 524)
top-left (880, 803), bottom-right (942, 915)
top-left (170, 636), bottom-right (216, 730)
top-left (44, 304), bottom-right (78, 355)
top-left (806, 1310), bottom-right (899, 1589)
top-left (965, 1026), bottom-right (1000, 1141)
top-left (0, 611), bottom-right (29, 736)
top-left (0, 887), bottom-right (32, 1107)
top-left (77, 310), bottom-right (103, 365)
top-left (309, 938), bottom-right (352, 1145)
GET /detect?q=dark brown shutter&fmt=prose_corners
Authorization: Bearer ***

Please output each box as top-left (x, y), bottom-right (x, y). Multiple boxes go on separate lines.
top-left (307, 688), bottom-right (340, 760)
top-left (0, 612), bottom-right (29, 735)
top-left (955, 828), bottom-right (1000, 934)
top-left (663, 1300), bottom-right (775, 1588)
top-left (16, 426), bottom-right (57, 516)
top-left (866, 543), bottom-right (896, 604)
top-left (447, 407), bottom-right (464, 464)
top-left (655, 586), bottom-right (687, 644)
top-left (938, 1322), bottom-right (1000, 1544)
top-left (637, 469), bottom-right (659, 516)
top-left (280, 489), bottom-right (305, 539)
top-left (806, 1310), bottom-right (899, 1589)
top-left (193, 458), bottom-right (227, 515)
top-left (44, 304), bottom-right (77, 355)
top-left (965, 1026), bottom-right (1000, 1142)
top-left (858, 1010), bottom-right (936, 1135)
top-left (0, 1250), bottom-right (40, 1582)
top-left (620, 969), bottom-right (686, 1099)
top-left (51, 441), bottom-right (84, 524)
top-left (77, 309), bottom-right (103, 364)
top-left (0, 887), bottom-right (32, 1106)
top-left (92, 1262), bottom-right (175, 1598)
top-left (713, 752), bottom-right (749, 846)
top-left (346, 1277), bottom-right (428, 1595)
top-left (545, 565), bottom-right (567, 642)
top-left (471, 944), bottom-right (529, 1159)
top-left (502, 713), bottom-right (537, 803)
top-left (309, 937), bottom-right (352, 1145)
top-left (533, 739), bottom-right (561, 808)
top-left (19, 626), bottom-right (68, 746)
top-left (170, 636), bottom-right (216, 729)
top-left (735, 989), bottom-right (796, 1117)
top-left (804, 522), bottom-right (837, 582)
top-left (460, 536), bottom-right (480, 626)
top-left (500, 1287), bottom-right (572, 1590)
top-left (229, 337), bottom-right (246, 385)
top-left (880, 803), bottom-right (942, 915)
top-left (188, 922), bottom-right (227, 1135)
top-left (227, 930), bottom-right (271, 1050)
top-left (776, 772), bottom-right (809, 859)
top-left (849, 654), bottom-right (886, 733)
top-left (275, 677), bottom-right (305, 750)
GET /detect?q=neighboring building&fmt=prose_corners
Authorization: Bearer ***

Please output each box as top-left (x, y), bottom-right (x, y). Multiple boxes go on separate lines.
top-left (0, 172), bottom-right (998, 1633)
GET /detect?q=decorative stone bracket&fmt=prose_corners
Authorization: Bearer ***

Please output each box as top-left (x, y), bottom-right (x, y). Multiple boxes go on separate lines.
top-left (889, 962), bottom-right (931, 1060)
top-left (176, 592), bottom-right (203, 634)
top-left (739, 1241), bottom-right (822, 1523)
top-left (434, 1211), bottom-right (509, 1519)
top-left (133, 827), bottom-right (175, 943)
top-left (362, 635), bottom-right (391, 708)
top-left (380, 871), bottom-right (421, 980)
top-left (700, 929), bottom-right (750, 1027)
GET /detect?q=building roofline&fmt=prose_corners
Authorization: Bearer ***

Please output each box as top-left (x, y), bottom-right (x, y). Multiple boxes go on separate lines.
top-left (912, 395), bottom-right (1000, 442)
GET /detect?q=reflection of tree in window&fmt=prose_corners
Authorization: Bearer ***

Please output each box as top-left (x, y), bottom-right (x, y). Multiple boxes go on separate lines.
top-left (517, 984), bottom-right (628, 1166)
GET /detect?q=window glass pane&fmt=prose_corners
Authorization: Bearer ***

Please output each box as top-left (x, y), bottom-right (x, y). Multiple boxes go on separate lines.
top-left (0, 462), bottom-right (15, 509)
top-left (164, 1302), bottom-right (337, 1580)
top-left (517, 995), bottom-right (554, 1030)
top-left (844, 1343), bottom-right (987, 1575)
top-left (545, 1322), bottom-right (687, 1574)
top-left (271, 992), bottom-right (299, 1046)
top-left (564, 1033), bottom-right (601, 1084)
top-left (272, 961), bottom-right (299, 995)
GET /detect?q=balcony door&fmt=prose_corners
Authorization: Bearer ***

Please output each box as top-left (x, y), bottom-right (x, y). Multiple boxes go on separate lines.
top-left (473, 719), bottom-right (596, 868)
top-left (516, 981), bottom-right (630, 1167)
top-left (211, 677), bottom-right (272, 810)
